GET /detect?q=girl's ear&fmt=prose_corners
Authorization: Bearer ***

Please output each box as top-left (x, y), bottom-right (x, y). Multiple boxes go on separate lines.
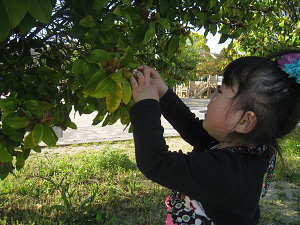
top-left (234, 111), bottom-right (257, 134)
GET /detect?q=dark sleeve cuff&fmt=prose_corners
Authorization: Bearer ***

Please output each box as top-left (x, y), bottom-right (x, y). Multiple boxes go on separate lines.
top-left (130, 99), bottom-right (161, 132)
top-left (159, 87), bottom-right (173, 107)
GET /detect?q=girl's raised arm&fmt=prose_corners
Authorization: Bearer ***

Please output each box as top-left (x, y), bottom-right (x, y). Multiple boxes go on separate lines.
top-left (160, 88), bottom-right (216, 150)
top-left (135, 65), bottom-right (216, 150)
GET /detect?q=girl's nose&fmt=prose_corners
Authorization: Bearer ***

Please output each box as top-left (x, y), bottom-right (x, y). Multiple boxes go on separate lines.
top-left (210, 92), bottom-right (217, 102)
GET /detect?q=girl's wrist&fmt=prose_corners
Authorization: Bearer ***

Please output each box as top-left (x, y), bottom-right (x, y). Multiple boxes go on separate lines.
top-left (159, 84), bottom-right (169, 98)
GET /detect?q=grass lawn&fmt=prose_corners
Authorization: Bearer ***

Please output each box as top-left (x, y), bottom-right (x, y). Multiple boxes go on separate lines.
top-left (0, 127), bottom-right (299, 225)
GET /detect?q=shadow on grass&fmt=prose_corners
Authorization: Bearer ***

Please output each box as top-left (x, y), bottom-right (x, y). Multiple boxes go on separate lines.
top-left (0, 191), bottom-right (168, 225)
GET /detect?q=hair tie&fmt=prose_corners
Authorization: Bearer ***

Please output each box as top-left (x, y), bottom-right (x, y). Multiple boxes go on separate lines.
top-left (277, 53), bottom-right (300, 84)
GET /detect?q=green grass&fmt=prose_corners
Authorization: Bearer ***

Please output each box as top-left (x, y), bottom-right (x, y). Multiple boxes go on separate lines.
top-left (275, 126), bottom-right (300, 185)
top-left (0, 145), bottom-right (169, 225)
top-left (0, 127), bottom-right (299, 225)
top-left (259, 126), bottom-right (300, 224)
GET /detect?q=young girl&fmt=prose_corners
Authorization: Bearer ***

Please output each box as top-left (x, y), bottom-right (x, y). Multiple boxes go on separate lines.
top-left (129, 50), bottom-right (300, 225)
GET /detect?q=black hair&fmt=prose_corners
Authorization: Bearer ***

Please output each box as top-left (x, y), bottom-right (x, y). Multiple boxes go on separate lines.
top-left (222, 49), bottom-right (300, 157)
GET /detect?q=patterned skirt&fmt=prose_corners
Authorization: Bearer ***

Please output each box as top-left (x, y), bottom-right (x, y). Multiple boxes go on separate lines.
top-left (165, 191), bottom-right (214, 225)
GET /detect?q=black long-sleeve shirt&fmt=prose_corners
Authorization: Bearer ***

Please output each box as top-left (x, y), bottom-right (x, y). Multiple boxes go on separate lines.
top-left (130, 88), bottom-right (269, 225)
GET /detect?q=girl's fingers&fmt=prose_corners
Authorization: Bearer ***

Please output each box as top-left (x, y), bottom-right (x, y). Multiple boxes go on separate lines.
top-left (136, 71), bottom-right (145, 86)
top-left (130, 76), bottom-right (138, 90)
top-left (138, 65), bottom-right (151, 85)
top-left (137, 65), bottom-right (160, 79)
top-left (137, 65), bottom-right (144, 71)
top-left (143, 67), bottom-right (150, 85)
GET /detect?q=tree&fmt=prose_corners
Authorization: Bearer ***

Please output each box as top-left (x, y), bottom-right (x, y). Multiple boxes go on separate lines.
top-left (195, 51), bottom-right (229, 78)
top-left (223, 0), bottom-right (299, 57)
top-left (0, 0), bottom-right (298, 178)
top-left (159, 33), bottom-right (210, 87)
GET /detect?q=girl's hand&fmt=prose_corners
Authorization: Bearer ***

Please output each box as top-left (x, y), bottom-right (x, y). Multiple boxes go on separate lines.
top-left (137, 66), bottom-right (168, 98)
top-left (130, 68), bottom-right (159, 103)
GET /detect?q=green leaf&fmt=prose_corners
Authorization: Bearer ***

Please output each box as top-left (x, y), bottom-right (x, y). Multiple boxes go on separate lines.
top-left (41, 124), bottom-right (57, 146)
top-left (133, 23), bottom-right (148, 43)
top-left (84, 70), bottom-right (107, 96)
top-left (146, 0), bottom-right (153, 9)
top-left (219, 34), bottom-right (229, 44)
top-left (279, 20), bottom-right (284, 28)
top-left (3, 0), bottom-right (28, 28)
top-left (113, 5), bottom-right (123, 17)
top-left (121, 78), bottom-right (132, 105)
top-left (106, 82), bottom-right (122, 113)
top-left (93, 0), bottom-right (109, 11)
top-left (111, 70), bottom-right (123, 87)
top-left (4, 113), bottom-right (27, 129)
top-left (126, 99), bottom-right (135, 110)
top-left (86, 49), bottom-right (114, 64)
top-left (204, 29), bottom-right (209, 37)
top-left (178, 35), bottom-right (186, 50)
top-left (24, 100), bottom-right (39, 109)
top-left (101, 114), bottom-right (111, 127)
top-left (2, 123), bottom-right (25, 142)
top-left (93, 77), bottom-right (115, 98)
top-left (33, 146), bottom-right (41, 153)
top-left (72, 59), bottom-right (90, 75)
top-left (0, 98), bottom-right (18, 113)
top-left (0, 1), bottom-right (10, 42)
top-left (159, 0), bottom-right (169, 16)
top-left (24, 100), bottom-right (43, 118)
top-left (16, 154), bottom-right (25, 170)
top-left (79, 15), bottom-right (96, 28)
top-left (122, 0), bottom-right (131, 6)
top-left (108, 108), bottom-right (121, 124)
top-left (19, 13), bottom-right (35, 34)
top-left (100, 14), bottom-right (115, 31)
top-left (32, 123), bottom-right (44, 144)
top-left (28, 0), bottom-right (52, 24)
top-left (209, 0), bottom-right (217, 9)
top-left (39, 101), bottom-right (52, 112)
top-left (92, 112), bottom-right (106, 125)
top-left (113, 6), bottom-right (133, 25)
top-left (96, 98), bottom-right (107, 113)
top-left (197, 12), bottom-right (206, 26)
top-left (168, 35), bottom-right (179, 55)
top-left (128, 124), bottom-right (133, 133)
top-left (24, 132), bottom-right (36, 149)
top-left (157, 18), bottom-right (170, 30)
top-left (144, 22), bottom-right (156, 43)
top-left (67, 120), bottom-right (77, 129)
top-left (120, 106), bottom-right (130, 125)
top-left (120, 46), bottom-right (134, 67)
top-left (54, 105), bottom-right (66, 123)
top-left (23, 149), bottom-right (31, 160)
top-left (209, 24), bottom-right (218, 36)
top-left (113, 5), bottom-right (133, 25)
top-left (0, 143), bottom-right (13, 163)
top-left (0, 169), bottom-right (9, 180)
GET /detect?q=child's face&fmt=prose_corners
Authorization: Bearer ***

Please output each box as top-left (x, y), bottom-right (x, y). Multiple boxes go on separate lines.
top-left (203, 84), bottom-right (244, 145)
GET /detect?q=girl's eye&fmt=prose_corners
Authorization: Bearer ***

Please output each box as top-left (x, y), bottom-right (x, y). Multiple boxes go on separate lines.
top-left (217, 86), bottom-right (222, 94)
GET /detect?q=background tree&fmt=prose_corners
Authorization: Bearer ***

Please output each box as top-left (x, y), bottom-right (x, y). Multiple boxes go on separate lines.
top-left (158, 33), bottom-right (210, 87)
top-left (0, 0), bottom-right (299, 178)
top-left (196, 51), bottom-right (228, 78)
top-left (223, 0), bottom-right (299, 58)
